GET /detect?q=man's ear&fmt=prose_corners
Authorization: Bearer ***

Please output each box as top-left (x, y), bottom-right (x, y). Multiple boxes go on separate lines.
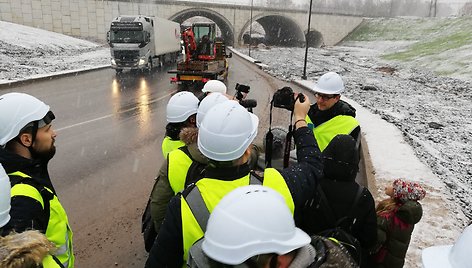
top-left (18, 133), bottom-right (33, 147)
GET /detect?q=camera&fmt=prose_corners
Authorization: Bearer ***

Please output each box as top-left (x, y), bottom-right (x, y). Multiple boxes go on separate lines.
top-left (273, 87), bottom-right (295, 111)
top-left (234, 83), bottom-right (257, 111)
top-left (235, 83), bottom-right (250, 101)
top-left (272, 87), bottom-right (305, 111)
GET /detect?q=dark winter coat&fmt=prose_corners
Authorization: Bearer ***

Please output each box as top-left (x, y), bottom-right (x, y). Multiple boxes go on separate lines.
top-left (150, 127), bottom-right (208, 234)
top-left (372, 200), bottom-right (423, 268)
top-left (301, 179), bottom-right (377, 267)
top-left (300, 135), bottom-right (377, 268)
top-left (307, 99), bottom-right (360, 141)
top-left (188, 235), bottom-right (359, 268)
top-left (145, 126), bottom-right (324, 268)
top-left (0, 148), bottom-right (55, 234)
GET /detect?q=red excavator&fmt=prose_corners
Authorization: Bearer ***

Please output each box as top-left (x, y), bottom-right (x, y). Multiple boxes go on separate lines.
top-left (169, 22), bottom-right (231, 86)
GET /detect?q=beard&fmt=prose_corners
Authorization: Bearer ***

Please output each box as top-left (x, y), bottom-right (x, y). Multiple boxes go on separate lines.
top-left (31, 144), bottom-right (56, 163)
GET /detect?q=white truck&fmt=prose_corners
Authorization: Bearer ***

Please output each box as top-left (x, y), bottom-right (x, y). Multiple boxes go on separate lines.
top-left (107, 15), bottom-right (181, 73)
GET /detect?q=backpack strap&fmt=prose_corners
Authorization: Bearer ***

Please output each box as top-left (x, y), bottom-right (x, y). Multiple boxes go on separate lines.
top-left (317, 185), bottom-right (365, 228)
top-left (310, 236), bottom-right (328, 268)
top-left (185, 185), bottom-right (211, 233)
top-left (185, 162), bottom-right (206, 187)
top-left (249, 172), bottom-right (262, 185)
top-left (316, 185), bottom-right (337, 226)
top-left (185, 173), bottom-right (263, 232)
top-left (179, 146), bottom-right (207, 188)
top-left (334, 185), bottom-right (365, 227)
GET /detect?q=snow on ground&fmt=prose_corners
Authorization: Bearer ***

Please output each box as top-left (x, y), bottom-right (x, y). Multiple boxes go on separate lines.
top-left (1, 18), bottom-right (470, 267)
top-left (0, 21), bottom-right (109, 83)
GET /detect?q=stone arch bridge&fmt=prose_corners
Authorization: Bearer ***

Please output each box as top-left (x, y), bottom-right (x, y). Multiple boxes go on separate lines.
top-left (0, 0), bottom-right (363, 47)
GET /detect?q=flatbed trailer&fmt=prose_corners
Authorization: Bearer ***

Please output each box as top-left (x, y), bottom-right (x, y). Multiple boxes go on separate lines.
top-left (169, 60), bottom-right (228, 83)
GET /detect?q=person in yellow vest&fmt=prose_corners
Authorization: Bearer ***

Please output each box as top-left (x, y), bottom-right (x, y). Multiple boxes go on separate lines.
top-left (150, 92), bottom-right (229, 235)
top-left (0, 93), bottom-right (74, 268)
top-left (145, 92), bottom-right (324, 267)
top-left (162, 91), bottom-right (199, 159)
top-left (187, 185), bottom-right (358, 268)
top-left (306, 72), bottom-right (360, 152)
top-left (1, 164), bottom-right (62, 268)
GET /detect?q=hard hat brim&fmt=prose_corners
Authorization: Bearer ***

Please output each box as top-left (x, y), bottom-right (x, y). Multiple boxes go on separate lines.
top-left (202, 227), bottom-right (310, 265)
top-left (422, 245), bottom-right (453, 268)
top-left (313, 83), bottom-right (344, 95)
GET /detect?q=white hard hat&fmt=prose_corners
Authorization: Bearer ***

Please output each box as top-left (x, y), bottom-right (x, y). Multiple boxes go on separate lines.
top-left (0, 92), bottom-right (50, 146)
top-left (202, 80), bottom-right (227, 94)
top-left (313, 72), bottom-right (345, 94)
top-left (198, 101), bottom-right (258, 161)
top-left (0, 164), bottom-right (11, 228)
top-left (166, 91), bottom-right (199, 123)
top-left (422, 225), bottom-right (472, 268)
top-left (196, 93), bottom-right (229, 128)
top-left (202, 185), bottom-right (311, 265)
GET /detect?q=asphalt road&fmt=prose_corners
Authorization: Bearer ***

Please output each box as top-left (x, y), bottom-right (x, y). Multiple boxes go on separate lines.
top-left (2, 55), bottom-right (308, 267)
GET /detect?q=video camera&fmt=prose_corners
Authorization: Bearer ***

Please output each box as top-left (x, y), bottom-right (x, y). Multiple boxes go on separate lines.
top-left (272, 86), bottom-right (305, 111)
top-left (235, 83), bottom-right (250, 101)
top-left (235, 83), bottom-right (257, 110)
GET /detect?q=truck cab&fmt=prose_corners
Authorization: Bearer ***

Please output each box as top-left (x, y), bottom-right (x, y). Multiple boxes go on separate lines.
top-left (107, 16), bottom-right (155, 72)
top-left (107, 15), bottom-right (181, 73)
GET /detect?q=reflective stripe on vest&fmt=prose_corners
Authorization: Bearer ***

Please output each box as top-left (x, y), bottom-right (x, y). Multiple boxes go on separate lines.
top-left (306, 115), bottom-right (359, 152)
top-left (42, 254), bottom-right (64, 268)
top-left (168, 148), bottom-right (193, 194)
top-left (9, 171), bottom-right (75, 268)
top-left (181, 170), bottom-right (292, 266)
top-left (161, 136), bottom-right (185, 159)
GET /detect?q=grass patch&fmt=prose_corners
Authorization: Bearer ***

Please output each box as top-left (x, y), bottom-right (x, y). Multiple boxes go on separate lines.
top-left (345, 17), bottom-right (472, 42)
top-left (382, 32), bottom-right (472, 61)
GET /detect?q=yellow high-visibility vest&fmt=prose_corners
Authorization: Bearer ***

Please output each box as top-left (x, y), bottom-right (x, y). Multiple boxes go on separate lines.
top-left (9, 171), bottom-right (74, 268)
top-left (180, 168), bottom-right (293, 266)
top-left (306, 115), bottom-right (359, 151)
top-left (168, 148), bottom-right (193, 194)
top-left (161, 136), bottom-right (185, 159)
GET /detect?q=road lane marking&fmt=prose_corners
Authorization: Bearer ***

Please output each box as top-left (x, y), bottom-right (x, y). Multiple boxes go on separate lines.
top-left (56, 91), bottom-right (176, 132)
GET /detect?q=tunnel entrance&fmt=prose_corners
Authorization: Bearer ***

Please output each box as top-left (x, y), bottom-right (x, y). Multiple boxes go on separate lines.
top-left (240, 15), bottom-right (307, 47)
top-left (306, 29), bottom-right (324, 48)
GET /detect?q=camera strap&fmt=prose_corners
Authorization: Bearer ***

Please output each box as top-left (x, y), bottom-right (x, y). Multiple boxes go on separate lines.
top-left (264, 100), bottom-right (274, 168)
top-left (283, 110), bottom-right (294, 168)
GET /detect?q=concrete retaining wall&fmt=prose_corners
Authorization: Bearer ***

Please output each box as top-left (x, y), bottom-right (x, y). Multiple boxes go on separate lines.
top-left (0, 0), bottom-right (470, 44)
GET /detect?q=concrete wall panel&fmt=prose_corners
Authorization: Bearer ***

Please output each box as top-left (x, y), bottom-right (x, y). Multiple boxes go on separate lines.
top-left (0, 0), bottom-right (470, 45)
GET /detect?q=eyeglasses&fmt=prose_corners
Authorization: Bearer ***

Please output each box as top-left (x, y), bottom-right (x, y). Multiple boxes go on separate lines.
top-left (314, 93), bottom-right (337, 101)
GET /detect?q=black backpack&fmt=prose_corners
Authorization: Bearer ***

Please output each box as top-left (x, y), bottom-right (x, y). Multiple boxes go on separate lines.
top-left (316, 185), bottom-right (364, 266)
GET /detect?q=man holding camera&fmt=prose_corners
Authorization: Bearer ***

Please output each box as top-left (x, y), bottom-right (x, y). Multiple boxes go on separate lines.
top-left (145, 93), bottom-right (323, 267)
top-left (306, 72), bottom-right (360, 152)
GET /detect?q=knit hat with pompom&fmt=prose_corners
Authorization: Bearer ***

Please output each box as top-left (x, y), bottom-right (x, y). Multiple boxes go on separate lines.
top-left (393, 179), bottom-right (426, 203)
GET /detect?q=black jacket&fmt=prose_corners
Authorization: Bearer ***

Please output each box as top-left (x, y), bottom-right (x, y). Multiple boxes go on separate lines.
top-left (0, 148), bottom-right (55, 235)
top-left (145, 127), bottom-right (323, 267)
top-left (299, 134), bottom-right (377, 268)
top-left (300, 179), bottom-right (377, 250)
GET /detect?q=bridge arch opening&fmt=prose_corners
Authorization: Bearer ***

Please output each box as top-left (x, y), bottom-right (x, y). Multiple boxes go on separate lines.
top-left (306, 29), bottom-right (324, 48)
top-left (239, 15), bottom-right (305, 47)
top-left (169, 8), bottom-right (234, 46)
